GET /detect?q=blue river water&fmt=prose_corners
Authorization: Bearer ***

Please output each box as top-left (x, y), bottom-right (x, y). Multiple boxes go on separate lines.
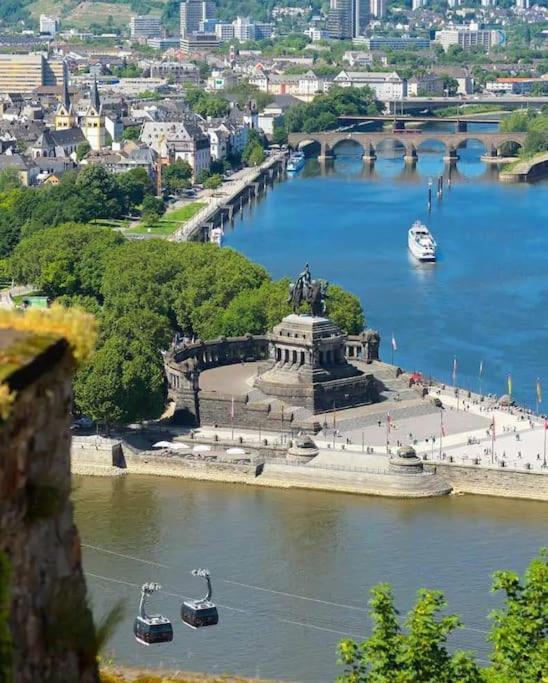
top-left (225, 140), bottom-right (548, 409)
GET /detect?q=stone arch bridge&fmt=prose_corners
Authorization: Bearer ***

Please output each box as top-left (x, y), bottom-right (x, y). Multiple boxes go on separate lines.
top-left (288, 131), bottom-right (527, 161)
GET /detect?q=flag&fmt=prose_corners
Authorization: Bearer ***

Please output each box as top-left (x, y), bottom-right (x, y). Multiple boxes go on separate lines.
top-left (545, 418), bottom-right (548, 431)
top-left (537, 378), bottom-right (542, 404)
top-left (507, 373), bottom-right (513, 396)
top-left (441, 415), bottom-right (446, 437)
top-left (391, 333), bottom-right (397, 352)
top-left (452, 356), bottom-right (457, 383)
top-left (491, 415), bottom-right (496, 441)
top-left (386, 412), bottom-right (392, 432)
top-left (479, 361), bottom-right (483, 377)
top-left (230, 396), bottom-right (235, 419)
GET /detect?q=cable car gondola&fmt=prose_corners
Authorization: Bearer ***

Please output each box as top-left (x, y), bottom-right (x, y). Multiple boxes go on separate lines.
top-left (134, 582), bottom-right (173, 645)
top-left (181, 569), bottom-right (219, 629)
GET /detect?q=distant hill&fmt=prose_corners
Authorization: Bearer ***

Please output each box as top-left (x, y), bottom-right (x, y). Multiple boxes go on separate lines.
top-left (1, 0), bottom-right (324, 33)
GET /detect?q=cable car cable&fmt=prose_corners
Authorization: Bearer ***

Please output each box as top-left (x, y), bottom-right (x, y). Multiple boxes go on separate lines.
top-left (82, 542), bottom-right (490, 634)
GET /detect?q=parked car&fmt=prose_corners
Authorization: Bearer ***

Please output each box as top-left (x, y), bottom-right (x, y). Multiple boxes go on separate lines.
top-left (71, 416), bottom-right (94, 430)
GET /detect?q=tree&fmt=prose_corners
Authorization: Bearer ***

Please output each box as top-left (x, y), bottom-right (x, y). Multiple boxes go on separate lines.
top-left (246, 144), bottom-right (265, 167)
top-left (9, 223), bottom-right (124, 299)
top-left (204, 173), bottom-right (223, 190)
top-left (487, 548), bottom-right (548, 682)
top-left (327, 285), bottom-right (364, 335)
top-left (122, 126), bottom-right (140, 141)
top-left (522, 130), bottom-right (548, 157)
top-left (75, 166), bottom-right (126, 219)
top-left (74, 334), bottom-right (166, 431)
top-left (76, 141), bottom-right (91, 161)
top-left (338, 584), bottom-right (481, 683)
top-left (272, 125), bottom-right (288, 146)
top-left (195, 169), bottom-right (211, 185)
top-left (163, 160), bottom-right (193, 194)
top-left (118, 167), bottom-right (154, 208)
top-left (0, 168), bottom-right (21, 193)
top-left (141, 195), bottom-right (165, 225)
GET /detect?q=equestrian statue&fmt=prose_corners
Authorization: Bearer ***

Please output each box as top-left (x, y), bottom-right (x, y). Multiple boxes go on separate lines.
top-left (287, 264), bottom-right (329, 317)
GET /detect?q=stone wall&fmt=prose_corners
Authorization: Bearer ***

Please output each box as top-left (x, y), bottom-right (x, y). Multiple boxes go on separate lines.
top-left (434, 462), bottom-right (548, 501)
top-left (0, 329), bottom-right (99, 683)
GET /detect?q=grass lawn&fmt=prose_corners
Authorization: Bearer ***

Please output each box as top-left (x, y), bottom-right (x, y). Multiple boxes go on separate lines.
top-left (128, 202), bottom-right (207, 236)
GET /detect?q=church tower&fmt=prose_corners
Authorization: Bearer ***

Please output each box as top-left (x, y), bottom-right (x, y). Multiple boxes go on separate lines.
top-left (54, 78), bottom-right (78, 131)
top-left (83, 78), bottom-right (106, 151)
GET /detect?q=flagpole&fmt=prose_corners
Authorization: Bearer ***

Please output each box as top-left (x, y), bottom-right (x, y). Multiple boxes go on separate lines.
top-left (231, 396), bottom-right (234, 442)
top-left (332, 402), bottom-right (336, 450)
top-left (543, 421), bottom-right (546, 468)
top-left (491, 414), bottom-right (495, 464)
top-left (479, 361), bottom-right (483, 398)
top-left (386, 412), bottom-right (390, 453)
top-left (439, 409), bottom-right (443, 460)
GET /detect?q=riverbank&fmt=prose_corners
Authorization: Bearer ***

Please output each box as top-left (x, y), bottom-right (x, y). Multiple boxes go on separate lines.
top-left (499, 151), bottom-right (548, 182)
top-left (101, 667), bottom-right (277, 683)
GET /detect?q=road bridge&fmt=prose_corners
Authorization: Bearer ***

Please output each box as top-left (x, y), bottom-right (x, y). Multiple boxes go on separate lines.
top-left (338, 114), bottom-right (501, 131)
top-left (288, 130), bottom-right (527, 162)
top-left (387, 95), bottom-right (548, 113)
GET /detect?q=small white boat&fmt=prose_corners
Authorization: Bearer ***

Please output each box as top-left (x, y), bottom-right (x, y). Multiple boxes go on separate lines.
top-left (408, 220), bottom-right (437, 262)
top-left (287, 151), bottom-right (305, 173)
top-left (210, 226), bottom-right (223, 246)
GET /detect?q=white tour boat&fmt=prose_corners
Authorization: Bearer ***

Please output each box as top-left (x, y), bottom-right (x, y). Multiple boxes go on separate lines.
top-left (408, 220), bottom-right (437, 262)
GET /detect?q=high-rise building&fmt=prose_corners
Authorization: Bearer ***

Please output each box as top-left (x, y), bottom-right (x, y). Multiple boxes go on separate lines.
top-left (39, 15), bottom-right (60, 36)
top-left (436, 27), bottom-right (504, 51)
top-left (180, 0), bottom-right (215, 38)
top-left (481, 0), bottom-right (496, 6)
top-left (352, 0), bottom-right (369, 36)
top-left (130, 15), bottom-right (162, 39)
top-left (515, 0), bottom-right (530, 8)
top-left (370, 0), bottom-right (386, 19)
top-left (412, 0), bottom-right (424, 10)
top-left (328, 0), bottom-right (368, 39)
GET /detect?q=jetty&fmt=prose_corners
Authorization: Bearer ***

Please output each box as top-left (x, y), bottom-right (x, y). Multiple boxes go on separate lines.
top-left (170, 152), bottom-right (286, 243)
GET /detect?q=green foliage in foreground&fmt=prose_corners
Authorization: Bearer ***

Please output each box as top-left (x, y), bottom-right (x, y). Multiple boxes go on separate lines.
top-left (501, 111), bottom-right (548, 158)
top-left (338, 549), bottom-right (547, 683)
top-left (7, 224), bottom-right (364, 427)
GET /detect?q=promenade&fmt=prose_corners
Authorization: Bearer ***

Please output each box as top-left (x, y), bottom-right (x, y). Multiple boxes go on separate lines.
top-left (171, 152), bottom-right (285, 242)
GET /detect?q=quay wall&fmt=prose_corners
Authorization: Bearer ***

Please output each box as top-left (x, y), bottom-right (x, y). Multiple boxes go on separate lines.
top-left (433, 462), bottom-right (548, 501)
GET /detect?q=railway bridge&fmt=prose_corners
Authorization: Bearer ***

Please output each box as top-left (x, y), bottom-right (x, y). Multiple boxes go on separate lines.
top-left (287, 131), bottom-right (527, 162)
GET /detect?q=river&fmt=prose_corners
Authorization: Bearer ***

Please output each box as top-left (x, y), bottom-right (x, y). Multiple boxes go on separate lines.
top-left (77, 133), bottom-right (548, 681)
top-left (77, 475), bottom-right (545, 681)
top-left (225, 133), bottom-right (548, 409)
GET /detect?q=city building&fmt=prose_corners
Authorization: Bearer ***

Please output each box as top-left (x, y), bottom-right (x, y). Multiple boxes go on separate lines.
top-left (407, 74), bottom-right (444, 96)
top-left (364, 36), bottom-right (430, 50)
top-left (343, 51), bottom-right (374, 67)
top-left (147, 37), bottom-right (181, 50)
top-left (255, 23), bottom-right (275, 40)
top-left (39, 15), bottom-right (60, 36)
top-left (130, 15), bottom-right (162, 39)
top-left (233, 16), bottom-right (256, 42)
top-left (144, 60), bottom-right (200, 84)
top-left (370, 0), bottom-right (386, 20)
top-left (180, 32), bottom-right (220, 55)
top-left (180, 0), bottom-right (215, 38)
top-left (82, 79), bottom-right (106, 151)
top-left (485, 77), bottom-right (543, 94)
top-left (328, 0), bottom-right (368, 40)
top-left (481, 0), bottom-right (496, 6)
top-left (411, 0), bottom-right (424, 10)
top-left (333, 70), bottom-right (407, 100)
top-left (215, 23), bottom-right (235, 41)
top-left (515, 0), bottom-right (530, 8)
top-left (140, 119), bottom-right (211, 175)
top-left (0, 53), bottom-right (67, 94)
top-left (54, 79), bottom-right (78, 131)
top-left (436, 27), bottom-right (505, 51)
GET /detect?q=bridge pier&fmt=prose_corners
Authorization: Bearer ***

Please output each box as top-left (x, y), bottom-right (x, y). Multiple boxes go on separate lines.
top-left (456, 121), bottom-right (468, 133)
top-left (404, 144), bottom-right (418, 165)
top-left (362, 143), bottom-right (376, 162)
top-left (443, 146), bottom-right (459, 163)
top-left (318, 142), bottom-right (335, 163)
top-left (393, 119), bottom-right (405, 131)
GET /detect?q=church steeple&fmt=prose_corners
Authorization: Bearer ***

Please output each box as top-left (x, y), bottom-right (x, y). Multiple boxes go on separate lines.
top-left (88, 77), bottom-right (101, 115)
top-left (83, 77), bottom-right (106, 151)
top-left (54, 77), bottom-right (77, 131)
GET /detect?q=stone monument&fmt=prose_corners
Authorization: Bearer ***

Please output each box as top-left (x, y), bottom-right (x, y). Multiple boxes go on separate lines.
top-left (255, 265), bottom-right (378, 412)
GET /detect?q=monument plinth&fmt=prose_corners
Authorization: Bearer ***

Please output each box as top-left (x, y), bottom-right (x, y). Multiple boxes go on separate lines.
top-left (255, 314), bottom-right (377, 412)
